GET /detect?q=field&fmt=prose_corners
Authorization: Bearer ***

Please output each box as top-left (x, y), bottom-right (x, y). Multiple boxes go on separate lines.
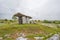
top-left (0, 22), bottom-right (60, 40)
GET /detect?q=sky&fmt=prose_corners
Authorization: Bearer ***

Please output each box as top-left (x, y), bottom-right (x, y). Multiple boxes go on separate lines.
top-left (0, 0), bottom-right (60, 20)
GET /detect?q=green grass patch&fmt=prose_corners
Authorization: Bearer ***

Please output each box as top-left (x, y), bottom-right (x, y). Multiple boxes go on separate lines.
top-left (0, 23), bottom-right (60, 40)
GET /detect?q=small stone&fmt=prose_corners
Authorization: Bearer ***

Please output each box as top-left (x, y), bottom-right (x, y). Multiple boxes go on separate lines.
top-left (4, 34), bottom-right (10, 38)
top-left (47, 34), bottom-right (60, 40)
top-left (0, 37), bottom-right (3, 40)
top-left (16, 37), bottom-right (27, 40)
top-left (34, 37), bottom-right (44, 40)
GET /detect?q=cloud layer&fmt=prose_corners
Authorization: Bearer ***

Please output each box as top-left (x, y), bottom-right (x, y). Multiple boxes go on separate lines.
top-left (0, 0), bottom-right (60, 20)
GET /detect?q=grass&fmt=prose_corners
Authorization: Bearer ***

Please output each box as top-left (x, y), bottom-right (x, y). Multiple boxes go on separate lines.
top-left (0, 23), bottom-right (60, 40)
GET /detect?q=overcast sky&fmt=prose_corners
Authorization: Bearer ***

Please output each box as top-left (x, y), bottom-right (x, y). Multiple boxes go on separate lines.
top-left (0, 0), bottom-right (60, 20)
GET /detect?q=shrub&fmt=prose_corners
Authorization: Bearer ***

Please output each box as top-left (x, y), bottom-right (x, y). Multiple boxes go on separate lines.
top-left (43, 20), bottom-right (52, 23)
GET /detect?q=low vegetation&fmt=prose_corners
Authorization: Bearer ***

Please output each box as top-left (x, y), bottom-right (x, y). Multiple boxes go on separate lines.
top-left (0, 19), bottom-right (60, 40)
top-left (43, 20), bottom-right (60, 24)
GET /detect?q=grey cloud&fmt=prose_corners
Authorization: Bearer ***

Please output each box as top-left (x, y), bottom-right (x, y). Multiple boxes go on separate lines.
top-left (0, 0), bottom-right (60, 20)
